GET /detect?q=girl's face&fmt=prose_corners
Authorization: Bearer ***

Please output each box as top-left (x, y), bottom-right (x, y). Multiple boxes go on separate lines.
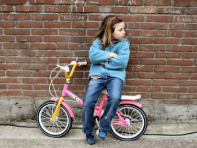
top-left (111, 21), bottom-right (125, 41)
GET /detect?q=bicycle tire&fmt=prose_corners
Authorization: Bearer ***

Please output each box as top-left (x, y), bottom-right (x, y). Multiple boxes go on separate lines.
top-left (110, 104), bottom-right (148, 141)
top-left (37, 101), bottom-right (72, 138)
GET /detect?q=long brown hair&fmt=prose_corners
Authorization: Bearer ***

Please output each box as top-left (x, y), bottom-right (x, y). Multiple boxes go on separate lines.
top-left (95, 15), bottom-right (124, 50)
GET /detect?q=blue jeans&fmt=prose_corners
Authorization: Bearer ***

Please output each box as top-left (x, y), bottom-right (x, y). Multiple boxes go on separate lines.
top-left (82, 76), bottom-right (123, 134)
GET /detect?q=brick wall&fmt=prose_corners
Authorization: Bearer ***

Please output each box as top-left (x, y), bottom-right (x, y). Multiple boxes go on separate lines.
top-left (1, 0), bottom-right (197, 122)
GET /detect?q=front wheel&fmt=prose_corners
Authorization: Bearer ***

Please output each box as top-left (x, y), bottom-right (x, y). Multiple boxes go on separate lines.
top-left (111, 104), bottom-right (148, 141)
top-left (37, 101), bottom-right (72, 138)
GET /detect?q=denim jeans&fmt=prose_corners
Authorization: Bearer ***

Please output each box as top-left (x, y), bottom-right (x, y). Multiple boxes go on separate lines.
top-left (82, 76), bottom-right (123, 134)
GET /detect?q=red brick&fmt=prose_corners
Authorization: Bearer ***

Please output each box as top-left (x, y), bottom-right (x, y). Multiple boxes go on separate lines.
top-left (129, 23), bottom-right (156, 29)
top-left (71, 37), bottom-right (94, 43)
top-left (121, 15), bottom-right (144, 22)
top-left (60, 15), bottom-right (87, 21)
top-left (183, 53), bottom-right (197, 59)
top-left (189, 100), bottom-right (197, 105)
top-left (1, 0), bottom-right (27, 4)
top-left (140, 45), bottom-right (165, 51)
top-left (122, 86), bottom-right (136, 92)
top-left (154, 38), bottom-right (180, 44)
top-left (0, 50), bottom-right (18, 56)
top-left (174, 0), bottom-right (197, 6)
top-left (23, 91), bottom-right (47, 97)
top-left (32, 57), bottom-right (57, 63)
top-left (4, 29), bottom-right (30, 35)
top-left (145, 0), bottom-right (171, 5)
top-left (130, 52), bottom-right (154, 58)
top-left (167, 45), bottom-right (193, 52)
top-left (195, 46), bottom-right (197, 52)
top-left (6, 57), bottom-right (30, 63)
top-left (0, 21), bottom-right (15, 28)
top-left (158, 8), bottom-right (185, 14)
top-left (163, 100), bottom-right (188, 105)
top-left (87, 29), bottom-right (99, 36)
top-left (153, 80), bottom-right (177, 86)
top-left (8, 84), bottom-right (32, 90)
top-left (0, 90), bottom-right (21, 96)
top-left (0, 64), bottom-right (19, 70)
top-left (101, 6), bottom-right (128, 13)
top-left (179, 81), bottom-right (197, 86)
top-left (155, 66), bottom-right (180, 72)
top-left (32, 29), bottom-right (57, 35)
top-left (0, 6), bottom-right (13, 12)
top-left (30, 43), bottom-right (56, 50)
top-left (141, 59), bottom-right (166, 65)
top-left (16, 36), bottom-right (42, 42)
top-left (0, 78), bottom-right (20, 83)
top-left (128, 37), bottom-right (153, 44)
top-left (0, 84), bottom-right (6, 89)
top-left (72, 22), bottom-right (99, 28)
top-left (57, 0), bottom-right (85, 4)
top-left (165, 73), bottom-right (189, 79)
top-left (128, 66), bottom-right (153, 72)
top-left (182, 67), bottom-right (197, 73)
top-left (182, 39), bottom-right (197, 44)
top-left (57, 43), bottom-right (83, 50)
top-left (0, 71), bottom-right (5, 77)
top-left (144, 30), bottom-right (170, 37)
top-left (157, 23), bottom-right (184, 30)
top-left (168, 60), bottom-right (193, 66)
top-left (191, 74), bottom-right (197, 79)
top-left (156, 52), bottom-right (181, 58)
top-left (137, 86), bottom-right (161, 92)
top-left (0, 57), bottom-right (4, 62)
top-left (175, 16), bottom-right (197, 23)
top-left (187, 8), bottom-right (197, 15)
top-left (44, 22), bottom-right (70, 28)
top-left (32, 71), bottom-right (51, 77)
top-left (185, 24), bottom-right (197, 30)
top-left (21, 64), bottom-right (46, 70)
top-left (7, 71), bottom-right (31, 77)
top-left (126, 79), bottom-right (151, 85)
top-left (44, 6), bottom-right (70, 12)
top-left (74, 51), bottom-right (88, 57)
top-left (138, 73), bottom-right (163, 79)
top-left (29, 0), bottom-right (55, 4)
top-left (0, 36), bottom-right (15, 42)
top-left (34, 84), bottom-right (58, 90)
top-left (44, 36), bottom-right (69, 42)
top-left (60, 29), bottom-right (85, 36)
top-left (172, 31), bottom-right (197, 37)
top-left (4, 14), bottom-right (30, 20)
top-left (125, 30), bottom-right (142, 36)
top-left (147, 15), bottom-right (173, 22)
top-left (16, 6), bottom-right (41, 12)
top-left (126, 72), bottom-right (137, 78)
top-left (31, 14), bottom-right (58, 20)
top-left (4, 43), bottom-right (28, 49)
top-left (178, 94), bottom-right (197, 99)
top-left (130, 7), bottom-right (156, 13)
top-left (16, 21), bottom-right (42, 28)
top-left (22, 78), bottom-right (46, 84)
top-left (152, 93), bottom-right (176, 99)
top-left (87, 0), bottom-right (113, 5)
top-left (73, 6), bottom-right (99, 13)
top-left (189, 87), bottom-right (197, 93)
top-left (47, 51), bottom-right (73, 57)
top-left (20, 50), bottom-right (45, 56)
top-left (115, 0), bottom-right (143, 5)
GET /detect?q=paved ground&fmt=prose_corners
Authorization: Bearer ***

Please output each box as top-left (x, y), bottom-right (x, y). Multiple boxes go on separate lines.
top-left (0, 123), bottom-right (197, 148)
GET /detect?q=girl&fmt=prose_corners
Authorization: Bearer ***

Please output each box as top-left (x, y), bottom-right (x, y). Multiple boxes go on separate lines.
top-left (82, 15), bottom-right (130, 145)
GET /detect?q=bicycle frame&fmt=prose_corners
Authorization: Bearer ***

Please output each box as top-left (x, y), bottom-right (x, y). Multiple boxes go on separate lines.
top-left (50, 82), bottom-right (142, 127)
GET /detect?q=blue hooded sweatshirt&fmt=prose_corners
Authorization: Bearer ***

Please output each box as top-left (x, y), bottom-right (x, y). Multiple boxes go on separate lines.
top-left (89, 38), bottom-right (130, 82)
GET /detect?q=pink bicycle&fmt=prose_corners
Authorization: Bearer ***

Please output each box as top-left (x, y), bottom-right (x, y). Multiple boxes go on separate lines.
top-left (37, 59), bottom-right (148, 141)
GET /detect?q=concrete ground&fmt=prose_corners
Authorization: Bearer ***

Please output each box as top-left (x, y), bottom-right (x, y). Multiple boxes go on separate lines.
top-left (0, 123), bottom-right (197, 148)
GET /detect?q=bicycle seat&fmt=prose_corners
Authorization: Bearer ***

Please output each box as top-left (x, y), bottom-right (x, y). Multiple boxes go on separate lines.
top-left (101, 89), bottom-right (141, 101)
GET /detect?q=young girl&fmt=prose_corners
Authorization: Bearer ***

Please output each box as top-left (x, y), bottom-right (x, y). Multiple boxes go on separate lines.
top-left (82, 15), bottom-right (130, 145)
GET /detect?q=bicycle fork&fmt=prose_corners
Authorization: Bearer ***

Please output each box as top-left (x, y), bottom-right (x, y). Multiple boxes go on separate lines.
top-left (51, 96), bottom-right (64, 122)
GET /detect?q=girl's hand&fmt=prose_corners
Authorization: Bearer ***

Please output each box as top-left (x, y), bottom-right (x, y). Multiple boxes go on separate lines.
top-left (99, 62), bottom-right (105, 65)
top-left (108, 52), bottom-right (118, 59)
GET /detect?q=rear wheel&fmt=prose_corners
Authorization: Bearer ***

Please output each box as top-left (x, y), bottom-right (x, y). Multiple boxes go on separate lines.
top-left (37, 101), bottom-right (72, 138)
top-left (111, 104), bottom-right (147, 141)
